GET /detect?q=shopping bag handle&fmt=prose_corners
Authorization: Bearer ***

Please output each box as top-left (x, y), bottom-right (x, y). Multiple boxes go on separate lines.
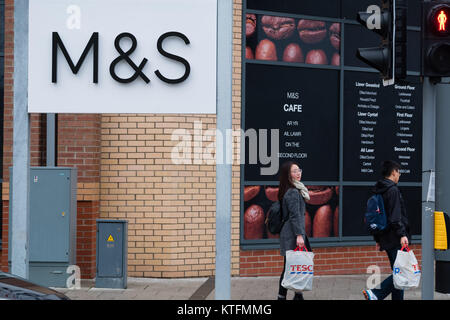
top-left (400, 245), bottom-right (410, 252)
top-left (294, 245), bottom-right (308, 252)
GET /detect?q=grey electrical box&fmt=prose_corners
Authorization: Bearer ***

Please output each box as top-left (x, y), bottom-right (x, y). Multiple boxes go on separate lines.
top-left (9, 167), bottom-right (77, 288)
top-left (96, 220), bottom-right (127, 289)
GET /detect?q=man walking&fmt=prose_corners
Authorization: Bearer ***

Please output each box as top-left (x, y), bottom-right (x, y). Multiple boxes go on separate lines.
top-left (363, 160), bottom-right (411, 300)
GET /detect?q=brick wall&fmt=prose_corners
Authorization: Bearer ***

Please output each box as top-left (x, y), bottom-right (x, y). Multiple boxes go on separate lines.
top-left (99, 114), bottom-right (219, 278)
top-left (240, 245), bottom-right (422, 276)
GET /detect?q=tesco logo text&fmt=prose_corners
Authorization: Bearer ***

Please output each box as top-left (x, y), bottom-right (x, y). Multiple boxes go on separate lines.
top-left (290, 265), bottom-right (314, 275)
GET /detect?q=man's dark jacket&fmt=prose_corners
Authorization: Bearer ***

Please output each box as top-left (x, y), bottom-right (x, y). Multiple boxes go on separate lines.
top-left (372, 178), bottom-right (411, 251)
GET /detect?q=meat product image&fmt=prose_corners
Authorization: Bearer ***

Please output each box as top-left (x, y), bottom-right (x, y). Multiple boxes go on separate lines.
top-left (306, 186), bottom-right (333, 205)
top-left (329, 23), bottom-right (341, 50)
top-left (312, 205), bottom-right (332, 238)
top-left (244, 185), bottom-right (260, 202)
top-left (246, 46), bottom-right (254, 60)
top-left (244, 205), bottom-right (265, 239)
top-left (261, 16), bottom-right (296, 40)
top-left (297, 19), bottom-right (327, 44)
top-left (331, 52), bottom-right (340, 66)
top-left (333, 207), bottom-right (339, 237)
top-left (305, 210), bottom-right (312, 237)
top-left (282, 43), bottom-right (304, 63)
top-left (305, 49), bottom-right (328, 65)
top-left (255, 39), bottom-right (278, 61)
top-left (264, 186), bottom-right (279, 202)
top-left (246, 14), bottom-right (256, 38)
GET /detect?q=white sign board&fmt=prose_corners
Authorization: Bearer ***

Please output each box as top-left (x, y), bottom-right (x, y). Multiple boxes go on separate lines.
top-left (28, 0), bottom-right (217, 114)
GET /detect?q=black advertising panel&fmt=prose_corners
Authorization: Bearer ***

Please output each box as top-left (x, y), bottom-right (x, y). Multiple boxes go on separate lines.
top-left (247, 0), bottom-right (340, 18)
top-left (343, 72), bottom-right (422, 182)
top-left (341, 0), bottom-right (382, 20)
top-left (242, 1), bottom-right (423, 245)
top-left (244, 64), bottom-right (340, 182)
top-left (342, 186), bottom-right (421, 237)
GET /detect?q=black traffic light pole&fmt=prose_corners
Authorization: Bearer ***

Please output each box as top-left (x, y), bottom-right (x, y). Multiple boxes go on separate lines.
top-left (422, 77), bottom-right (436, 300)
top-left (357, 0), bottom-right (450, 299)
top-left (422, 0), bottom-right (450, 299)
top-left (435, 79), bottom-right (450, 295)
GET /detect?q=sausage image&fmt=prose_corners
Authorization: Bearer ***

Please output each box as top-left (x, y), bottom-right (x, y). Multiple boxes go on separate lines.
top-left (244, 185), bottom-right (260, 202)
top-left (264, 186), bottom-right (279, 202)
top-left (306, 186), bottom-right (333, 205)
top-left (282, 43), bottom-right (304, 63)
top-left (244, 205), bottom-right (265, 239)
top-left (333, 206), bottom-right (339, 237)
top-left (305, 210), bottom-right (312, 237)
top-left (305, 49), bottom-right (328, 65)
top-left (312, 205), bottom-right (332, 238)
top-left (255, 39), bottom-right (278, 61)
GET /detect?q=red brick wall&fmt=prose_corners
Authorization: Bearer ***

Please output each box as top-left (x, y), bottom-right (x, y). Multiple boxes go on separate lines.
top-left (240, 244), bottom-right (422, 276)
top-left (76, 200), bottom-right (100, 279)
top-left (57, 114), bottom-right (101, 279)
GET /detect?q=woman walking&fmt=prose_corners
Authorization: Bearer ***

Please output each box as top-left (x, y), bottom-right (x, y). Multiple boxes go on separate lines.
top-left (278, 161), bottom-right (311, 300)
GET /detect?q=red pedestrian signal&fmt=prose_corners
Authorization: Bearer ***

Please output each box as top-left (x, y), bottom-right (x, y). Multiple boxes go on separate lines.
top-left (429, 5), bottom-right (450, 36)
top-left (438, 10), bottom-right (447, 31)
top-left (422, 1), bottom-right (450, 78)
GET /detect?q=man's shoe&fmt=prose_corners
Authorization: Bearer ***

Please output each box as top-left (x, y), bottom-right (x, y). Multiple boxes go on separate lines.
top-left (362, 289), bottom-right (378, 300)
top-left (293, 292), bottom-right (304, 300)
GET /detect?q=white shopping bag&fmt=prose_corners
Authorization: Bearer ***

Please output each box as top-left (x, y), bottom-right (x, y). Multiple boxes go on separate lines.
top-left (393, 245), bottom-right (421, 290)
top-left (281, 246), bottom-right (314, 292)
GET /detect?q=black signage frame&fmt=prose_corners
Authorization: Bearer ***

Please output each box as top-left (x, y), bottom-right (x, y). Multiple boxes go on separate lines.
top-left (241, 0), bottom-right (423, 249)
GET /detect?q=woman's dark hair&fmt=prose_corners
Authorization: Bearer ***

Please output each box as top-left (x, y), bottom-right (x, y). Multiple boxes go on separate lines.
top-left (380, 160), bottom-right (401, 178)
top-left (278, 161), bottom-right (298, 201)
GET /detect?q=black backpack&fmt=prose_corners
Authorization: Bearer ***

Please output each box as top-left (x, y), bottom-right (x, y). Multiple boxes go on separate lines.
top-left (265, 201), bottom-right (285, 234)
top-left (364, 194), bottom-right (387, 235)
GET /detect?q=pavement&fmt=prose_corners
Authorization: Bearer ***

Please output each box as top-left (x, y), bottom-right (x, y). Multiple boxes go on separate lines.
top-left (53, 274), bottom-right (450, 300)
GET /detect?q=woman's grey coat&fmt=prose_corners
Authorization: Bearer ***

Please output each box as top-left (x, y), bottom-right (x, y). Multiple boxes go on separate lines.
top-left (280, 188), bottom-right (306, 256)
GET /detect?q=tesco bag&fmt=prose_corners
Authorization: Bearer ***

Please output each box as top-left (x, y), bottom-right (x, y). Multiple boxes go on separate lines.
top-left (393, 245), bottom-right (421, 290)
top-left (281, 246), bottom-right (314, 292)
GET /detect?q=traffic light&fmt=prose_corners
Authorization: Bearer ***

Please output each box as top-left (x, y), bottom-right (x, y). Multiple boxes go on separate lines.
top-left (356, 0), bottom-right (408, 85)
top-left (422, 0), bottom-right (450, 78)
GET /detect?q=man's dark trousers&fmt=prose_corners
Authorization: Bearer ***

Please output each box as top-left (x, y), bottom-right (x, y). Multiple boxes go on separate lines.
top-left (371, 247), bottom-right (404, 300)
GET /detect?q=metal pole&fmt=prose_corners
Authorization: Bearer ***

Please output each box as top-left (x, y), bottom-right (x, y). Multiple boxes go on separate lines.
top-left (421, 77), bottom-right (436, 300)
top-left (46, 114), bottom-right (56, 167)
top-left (11, 0), bottom-right (30, 279)
top-left (215, 0), bottom-right (233, 300)
top-left (434, 80), bottom-right (450, 293)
